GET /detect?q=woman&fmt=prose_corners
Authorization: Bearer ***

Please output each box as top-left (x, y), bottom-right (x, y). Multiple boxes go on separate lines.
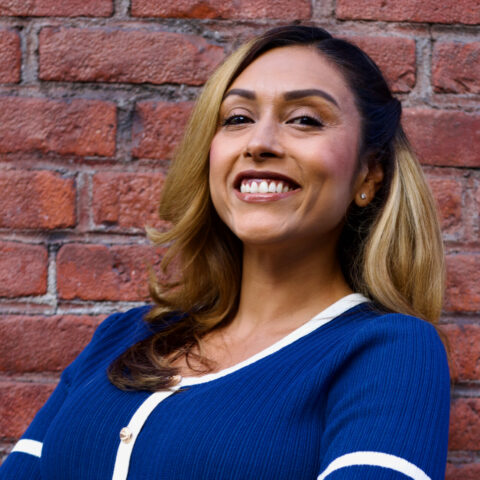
top-left (1, 26), bottom-right (450, 479)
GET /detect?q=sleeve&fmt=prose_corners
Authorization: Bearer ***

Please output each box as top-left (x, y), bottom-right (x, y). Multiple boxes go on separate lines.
top-left (317, 314), bottom-right (451, 480)
top-left (0, 312), bottom-right (125, 479)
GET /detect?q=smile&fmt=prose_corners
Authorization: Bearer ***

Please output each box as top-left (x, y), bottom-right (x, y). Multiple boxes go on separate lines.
top-left (233, 170), bottom-right (300, 197)
top-left (240, 179), bottom-right (292, 194)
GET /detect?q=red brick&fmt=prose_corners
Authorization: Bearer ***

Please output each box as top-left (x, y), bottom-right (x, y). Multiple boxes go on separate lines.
top-left (347, 37), bottom-right (415, 93)
top-left (476, 179), bottom-right (480, 234)
top-left (0, 97), bottom-right (116, 157)
top-left (403, 109), bottom-right (480, 167)
top-left (0, 29), bottom-right (20, 83)
top-left (0, 315), bottom-right (103, 373)
top-left (337, 0), bottom-right (480, 25)
top-left (443, 324), bottom-right (480, 382)
top-left (0, 170), bottom-right (75, 229)
top-left (93, 172), bottom-right (167, 230)
top-left (0, 0), bottom-right (113, 17)
top-left (57, 244), bottom-right (166, 301)
top-left (0, 381), bottom-right (55, 439)
top-left (445, 255), bottom-right (480, 313)
top-left (39, 27), bottom-right (224, 86)
top-left (449, 398), bottom-right (480, 450)
top-left (131, 0), bottom-right (311, 20)
top-left (0, 242), bottom-right (47, 297)
top-left (446, 463), bottom-right (480, 480)
top-left (427, 177), bottom-right (463, 234)
top-left (132, 101), bottom-right (193, 159)
top-left (433, 42), bottom-right (480, 94)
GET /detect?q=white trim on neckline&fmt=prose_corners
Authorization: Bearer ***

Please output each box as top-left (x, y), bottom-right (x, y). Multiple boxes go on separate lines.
top-left (180, 293), bottom-right (368, 387)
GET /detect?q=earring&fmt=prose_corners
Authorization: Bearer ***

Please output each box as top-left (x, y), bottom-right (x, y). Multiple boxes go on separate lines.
top-left (360, 193), bottom-right (367, 200)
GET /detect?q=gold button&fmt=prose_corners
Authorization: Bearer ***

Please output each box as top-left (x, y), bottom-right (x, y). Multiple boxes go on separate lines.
top-left (119, 427), bottom-right (133, 443)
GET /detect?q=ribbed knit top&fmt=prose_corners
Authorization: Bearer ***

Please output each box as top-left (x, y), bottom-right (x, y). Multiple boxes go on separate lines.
top-left (0, 295), bottom-right (450, 479)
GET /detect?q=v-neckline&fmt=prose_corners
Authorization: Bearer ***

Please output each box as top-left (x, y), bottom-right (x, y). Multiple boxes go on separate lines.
top-left (179, 293), bottom-right (368, 387)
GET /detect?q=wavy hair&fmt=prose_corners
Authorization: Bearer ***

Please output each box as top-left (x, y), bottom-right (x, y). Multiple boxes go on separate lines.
top-left (108, 26), bottom-right (445, 391)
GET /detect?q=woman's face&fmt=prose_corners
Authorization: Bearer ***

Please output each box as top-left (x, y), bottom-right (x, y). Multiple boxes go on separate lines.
top-left (209, 45), bottom-right (369, 251)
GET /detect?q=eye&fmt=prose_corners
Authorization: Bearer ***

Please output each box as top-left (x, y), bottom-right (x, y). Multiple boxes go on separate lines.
top-left (221, 114), bottom-right (254, 126)
top-left (287, 115), bottom-right (324, 127)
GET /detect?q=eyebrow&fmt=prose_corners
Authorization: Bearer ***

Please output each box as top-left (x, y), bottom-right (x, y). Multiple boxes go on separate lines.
top-left (284, 89), bottom-right (339, 107)
top-left (222, 88), bottom-right (339, 108)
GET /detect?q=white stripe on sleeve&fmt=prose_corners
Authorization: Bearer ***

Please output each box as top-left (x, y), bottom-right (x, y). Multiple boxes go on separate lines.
top-left (11, 439), bottom-right (43, 458)
top-left (317, 451), bottom-right (431, 480)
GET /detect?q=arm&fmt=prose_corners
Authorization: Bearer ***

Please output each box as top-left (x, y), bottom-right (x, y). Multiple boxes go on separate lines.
top-left (317, 314), bottom-right (450, 480)
top-left (0, 311), bottom-right (125, 479)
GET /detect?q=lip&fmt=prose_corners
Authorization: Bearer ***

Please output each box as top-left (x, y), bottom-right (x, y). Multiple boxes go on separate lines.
top-left (233, 170), bottom-right (300, 190)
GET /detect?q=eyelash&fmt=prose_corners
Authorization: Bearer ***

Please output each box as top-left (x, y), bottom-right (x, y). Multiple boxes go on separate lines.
top-left (287, 115), bottom-right (324, 127)
top-left (221, 115), bottom-right (253, 126)
top-left (221, 114), bottom-right (324, 128)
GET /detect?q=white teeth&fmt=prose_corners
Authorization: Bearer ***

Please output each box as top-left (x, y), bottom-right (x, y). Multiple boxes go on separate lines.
top-left (239, 179), bottom-right (293, 194)
top-left (259, 181), bottom-right (269, 193)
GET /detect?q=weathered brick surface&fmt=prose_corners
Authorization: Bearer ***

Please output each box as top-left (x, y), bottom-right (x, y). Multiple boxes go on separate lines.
top-left (446, 463), bottom-right (480, 480)
top-left (443, 324), bottom-right (480, 382)
top-left (427, 176), bottom-right (463, 236)
top-left (347, 36), bottom-right (416, 93)
top-left (445, 255), bottom-right (480, 313)
top-left (0, 381), bottom-right (56, 439)
top-left (0, 97), bottom-right (116, 157)
top-left (0, 0), bottom-right (113, 17)
top-left (132, 101), bottom-right (193, 159)
top-left (337, 0), bottom-right (480, 24)
top-left (433, 42), bottom-right (480, 94)
top-left (0, 315), bottom-right (103, 373)
top-left (0, 242), bottom-right (47, 297)
top-left (449, 398), bottom-right (480, 451)
top-left (131, 0), bottom-right (311, 20)
top-left (93, 172), bottom-right (167, 229)
top-left (0, 29), bottom-right (21, 83)
top-left (0, 170), bottom-right (75, 229)
top-left (403, 109), bottom-right (480, 167)
top-left (0, 0), bottom-right (478, 465)
top-left (57, 244), bottom-right (165, 301)
top-left (39, 28), bottom-right (224, 86)
top-left (475, 178), bottom-right (480, 235)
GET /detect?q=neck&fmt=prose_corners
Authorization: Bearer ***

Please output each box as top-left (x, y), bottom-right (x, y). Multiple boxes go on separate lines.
top-left (231, 240), bottom-right (353, 336)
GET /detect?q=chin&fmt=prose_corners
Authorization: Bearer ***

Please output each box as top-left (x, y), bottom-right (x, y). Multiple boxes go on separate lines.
top-left (233, 227), bottom-right (289, 247)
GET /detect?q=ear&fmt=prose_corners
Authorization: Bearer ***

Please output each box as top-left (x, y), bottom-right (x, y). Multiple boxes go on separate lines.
top-left (354, 161), bottom-right (384, 207)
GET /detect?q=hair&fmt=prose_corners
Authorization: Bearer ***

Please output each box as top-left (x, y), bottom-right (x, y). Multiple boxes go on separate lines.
top-left (108, 26), bottom-right (445, 391)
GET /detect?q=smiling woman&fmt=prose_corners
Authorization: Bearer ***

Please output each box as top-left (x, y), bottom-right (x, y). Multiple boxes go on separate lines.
top-left (0, 26), bottom-right (450, 480)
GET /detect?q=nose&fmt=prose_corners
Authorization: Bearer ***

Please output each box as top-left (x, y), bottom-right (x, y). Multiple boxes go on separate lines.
top-left (244, 117), bottom-right (284, 161)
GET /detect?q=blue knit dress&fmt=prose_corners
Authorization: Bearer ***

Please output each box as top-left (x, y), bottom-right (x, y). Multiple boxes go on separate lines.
top-left (0, 294), bottom-right (450, 479)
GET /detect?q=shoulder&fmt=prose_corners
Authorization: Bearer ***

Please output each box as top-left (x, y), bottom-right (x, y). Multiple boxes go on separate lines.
top-left (92, 305), bottom-right (154, 343)
top-left (337, 308), bottom-right (450, 394)
top-left (347, 309), bottom-right (447, 360)
top-left (62, 305), bottom-right (154, 386)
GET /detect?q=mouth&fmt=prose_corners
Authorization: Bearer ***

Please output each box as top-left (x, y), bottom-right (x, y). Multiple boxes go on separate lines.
top-left (234, 170), bottom-right (300, 195)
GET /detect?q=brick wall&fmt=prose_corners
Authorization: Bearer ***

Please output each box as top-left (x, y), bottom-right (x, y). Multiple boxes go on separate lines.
top-left (0, 1), bottom-right (478, 476)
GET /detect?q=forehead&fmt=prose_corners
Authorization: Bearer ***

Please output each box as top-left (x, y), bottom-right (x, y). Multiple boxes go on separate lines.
top-left (228, 45), bottom-right (356, 110)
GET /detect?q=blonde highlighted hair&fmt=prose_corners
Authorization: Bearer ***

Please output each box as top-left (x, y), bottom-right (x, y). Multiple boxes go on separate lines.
top-left (108, 26), bottom-right (445, 391)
